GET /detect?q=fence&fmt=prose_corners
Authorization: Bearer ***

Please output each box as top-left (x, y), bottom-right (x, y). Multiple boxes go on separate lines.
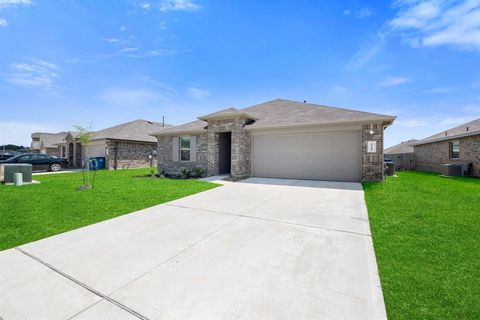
top-left (384, 153), bottom-right (416, 171)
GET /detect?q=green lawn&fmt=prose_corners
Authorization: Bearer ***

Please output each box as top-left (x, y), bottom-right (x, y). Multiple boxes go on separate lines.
top-left (0, 168), bottom-right (219, 251)
top-left (363, 171), bottom-right (480, 320)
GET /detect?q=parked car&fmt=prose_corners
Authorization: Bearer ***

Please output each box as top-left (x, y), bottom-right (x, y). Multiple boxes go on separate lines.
top-left (0, 153), bottom-right (14, 161)
top-left (0, 153), bottom-right (68, 171)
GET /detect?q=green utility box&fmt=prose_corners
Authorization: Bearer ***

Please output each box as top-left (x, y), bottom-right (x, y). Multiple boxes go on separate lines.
top-left (0, 164), bottom-right (33, 183)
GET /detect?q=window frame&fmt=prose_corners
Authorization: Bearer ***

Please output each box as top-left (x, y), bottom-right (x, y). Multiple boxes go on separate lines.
top-left (449, 140), bottom-right (460, 159)
top-left (179, 136), bottom-right (191, 162)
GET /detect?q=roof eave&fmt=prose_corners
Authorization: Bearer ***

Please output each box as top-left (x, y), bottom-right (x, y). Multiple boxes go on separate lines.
top-left (151, 129), bottom-right (207, 137)
top-left (244, 117), bottom-right (396, 132)
top-left (197, 113), bottom-right (256, 121)
top-left (413, 130), bottom-right (480, 146)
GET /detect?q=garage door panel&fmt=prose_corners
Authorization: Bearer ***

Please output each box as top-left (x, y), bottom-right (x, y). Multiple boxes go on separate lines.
top-left (252, 131), bottom-right (361, 182)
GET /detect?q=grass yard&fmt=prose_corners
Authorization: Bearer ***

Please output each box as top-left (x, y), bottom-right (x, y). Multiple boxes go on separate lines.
top-left (0, 168), bottom-right (219, 251)
top-left (363, 171), bottom-right (480, 320)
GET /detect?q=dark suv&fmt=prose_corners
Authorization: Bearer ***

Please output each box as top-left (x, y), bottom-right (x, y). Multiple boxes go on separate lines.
top-left (0, 153), bottom-right (68, 171)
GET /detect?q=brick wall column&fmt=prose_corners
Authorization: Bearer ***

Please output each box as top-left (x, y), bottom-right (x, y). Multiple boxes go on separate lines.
top-left (206, 118), bottom-right (251, 180)
top-left (362, 123), bottom-right (384, 181)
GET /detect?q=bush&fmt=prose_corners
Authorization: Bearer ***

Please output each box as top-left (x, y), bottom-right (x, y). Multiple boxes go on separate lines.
top-left (180, 168), bottom-right (192, 179)
top-left (180, 167), bottom-right (205, 179)
top-left (157, 168), bottom-right (166, 178)
top-left (191, 167), bottom-right (205, 178)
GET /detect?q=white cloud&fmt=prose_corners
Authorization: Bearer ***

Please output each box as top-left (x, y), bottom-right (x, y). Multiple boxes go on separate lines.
top-left (346, 31), bottom-right (387, 70)
top-left (4, 59), bottom-right (60, 94)
top-left (390, 0), bottom-right (480, 51)
top-left (140, 2), bottom-right (151, 9)
top-left (426, 86), bottom-right (456, 93)
top-left (331, 85), bottom-right (347, 93)
top-left (379, 76), bottom-right (412, 87)
top-left (187, 87), bottom-right (210, 99)
top-left (119, 47), bottom-right (139, 52)
top-left (159, 0), bottom-right (200, 12)
top-left (99, 87), bottom-right (174, 108)
top-left (0, 18), bottom-right (6, 26)
top-left (0, 120), bottom-right (64, 146)
top-left (123, 48), bottom-right (176, 58)
top-left (438, 116), bottom-right (475, 127)
top-left (120, 26), bottom-right (127, 32)
top-left (343, 7), bottom-right (373, 18)
top-left (396, 119), bottom-right (428, 128)
top-left (0, 0), bottom-right (32, 9)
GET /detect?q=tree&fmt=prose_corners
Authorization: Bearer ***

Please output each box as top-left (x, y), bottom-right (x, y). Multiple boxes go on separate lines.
top-left (73, 125), bottom-right (97, 190)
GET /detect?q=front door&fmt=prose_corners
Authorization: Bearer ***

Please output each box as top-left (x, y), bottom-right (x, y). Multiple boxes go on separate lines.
top-left (218, 132), bottom-right (232, 175)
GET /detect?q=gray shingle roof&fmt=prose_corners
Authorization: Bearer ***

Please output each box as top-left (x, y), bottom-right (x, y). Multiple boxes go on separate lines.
top-left (384, 139), bottom-right (417, 154)
top-left (198, 107), bottom-right (256, 121)
top-left (151, 120), bottom-right (206, 136)
top-left (92, 119), bottom-right (171, 142)
top-left (243, 99), bottom-right (395, 129)
top-left (415, 117), bottom-right (480, 145)
top-left (152, 99), bottom-right (395, 136)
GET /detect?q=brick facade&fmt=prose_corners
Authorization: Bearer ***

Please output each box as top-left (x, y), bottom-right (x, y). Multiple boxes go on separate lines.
top-left (414, 135), bottom-right (480, 177)
top-left (157, 133), bottom-right (208, 176)
top-left (106, 140), bottom-right (157, 170)
top-left (207, 119), bottom-right (251, 180)
top-left (156, 121), bottom-right (386, 182)
top-left (362, 123), bottom-right (384, 182)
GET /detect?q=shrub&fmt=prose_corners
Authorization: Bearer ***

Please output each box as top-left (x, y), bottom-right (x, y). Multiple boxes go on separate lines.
top-left (180, 168), bottom-right (192, 179)
top-left (180, 167), bottom-right (205, 179)
top-left (191, 167), bottom-right (205, 178)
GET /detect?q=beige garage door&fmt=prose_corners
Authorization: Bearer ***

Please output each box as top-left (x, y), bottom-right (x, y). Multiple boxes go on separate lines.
top-left (252, 131), bottom-right (362, 181)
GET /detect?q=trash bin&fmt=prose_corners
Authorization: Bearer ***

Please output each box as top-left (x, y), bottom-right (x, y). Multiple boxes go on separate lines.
top-left (89, 157), bottom-right (106, 170)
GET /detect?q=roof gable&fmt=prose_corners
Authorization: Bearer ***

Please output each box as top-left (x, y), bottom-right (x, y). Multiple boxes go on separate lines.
top-left (91, 119), bottom-right (171, 142)
top-left (384, 139), bottom-right (417, 154)
top-left (198, 107), bottom-right (256, 121)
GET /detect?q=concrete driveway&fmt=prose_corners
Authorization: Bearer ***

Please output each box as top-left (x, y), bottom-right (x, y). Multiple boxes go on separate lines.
top-left (0, 178), bottom-right (386, 320)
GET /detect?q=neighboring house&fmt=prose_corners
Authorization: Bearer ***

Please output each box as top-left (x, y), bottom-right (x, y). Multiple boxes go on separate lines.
top-left (57, 120), bottom-right (170, 169)
top-left (152, 99), bottom-right (396, 182)
top-left (414, 118), bottom-right (480, 177)
top-left (384, 139), bottom-right (417, 171)
top-left (31, 132), bottom-right (67, 156)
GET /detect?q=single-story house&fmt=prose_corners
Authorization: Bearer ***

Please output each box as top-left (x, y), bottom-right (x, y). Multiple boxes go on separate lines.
top-left (57, 120), bottom-right (170, 169)
top-left (414, 117), bottom-right (480, 177)
top-left (384, 139), bottom-right (417, 170)
top-left (31, 132), bottom-right (67, 156)
top-left (152, 99), bottom-right (396, 182)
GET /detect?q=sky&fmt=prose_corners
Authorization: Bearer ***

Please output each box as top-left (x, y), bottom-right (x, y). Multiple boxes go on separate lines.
top-left (1, 0), bottom-right (480, 147)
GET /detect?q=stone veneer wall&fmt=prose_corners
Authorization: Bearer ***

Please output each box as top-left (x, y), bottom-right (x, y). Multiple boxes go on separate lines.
top-left (157, 133), bottom-right (208, 176)
top-left (207, 118), bottom-right (251, 180)
top-left (414, 135), bottom-right (480, 177)
top-left (106, 140), bottom-right (157, 170)
top-left (362, 123), bottom-right (384, 182)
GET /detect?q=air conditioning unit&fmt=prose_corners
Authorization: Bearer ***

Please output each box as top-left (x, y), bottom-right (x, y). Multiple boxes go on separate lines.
top-left (441, 163), bottom-right (471, 177)
top-left (0, 164), bottom-right (32, 183)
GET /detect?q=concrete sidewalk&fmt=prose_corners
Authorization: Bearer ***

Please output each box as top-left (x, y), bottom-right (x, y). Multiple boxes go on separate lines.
top-left (0, 178), bottom-right (386, 320)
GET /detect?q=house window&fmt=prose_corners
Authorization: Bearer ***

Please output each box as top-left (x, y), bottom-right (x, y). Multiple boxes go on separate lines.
top-left (449, 140), bottom-right (460, 159)
top-left (180, 136), bottom-right (191, 161)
